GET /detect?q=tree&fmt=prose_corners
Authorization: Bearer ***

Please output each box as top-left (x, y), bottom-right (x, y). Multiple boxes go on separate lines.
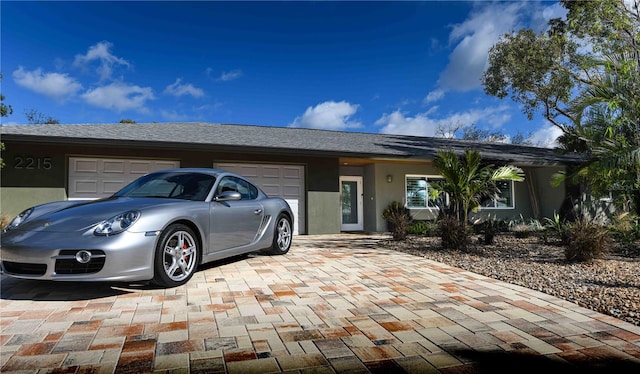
top-left (25, 109), bottom-right (60, 124)
top-left (483, 0), bottom-right (640, 214)
top-left (0, 74), bottom-right (12, 118)
top-left (119, 118), bottom-right (137, 124)
top-left (436, 122), bottom-right (533, 144)
top-left (483, 0), bottom-right (638, 131)
top-left (1, 73), bottom-right (11, 168)
top-left (557, 51), bottom-right (640, 213)
top-left (432, 149), bottom-right (524, 228)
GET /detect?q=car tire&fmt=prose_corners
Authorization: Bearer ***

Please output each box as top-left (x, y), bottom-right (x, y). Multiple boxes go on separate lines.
top-left (264, 214), bottom-right (292, 255)
top-left (152, 224), bottom-right (200, 287)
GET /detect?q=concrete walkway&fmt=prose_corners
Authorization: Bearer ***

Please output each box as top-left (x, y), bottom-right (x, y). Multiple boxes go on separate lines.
top-left (1, 234), bottom-right (639, 373)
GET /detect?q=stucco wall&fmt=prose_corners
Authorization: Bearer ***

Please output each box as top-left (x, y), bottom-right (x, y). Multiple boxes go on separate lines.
top-left (306, 191), bottom-right (340, 234)
top-left (1, 187), bottom-right (67, 218)
top-left (1, 140), bottom-right (346, 234)
top-left (367, 162), bottom-right (567, 231)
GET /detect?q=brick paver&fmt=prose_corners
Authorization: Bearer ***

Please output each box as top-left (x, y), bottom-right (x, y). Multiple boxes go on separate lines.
top-left (1, 234), bottom-right (639, 373)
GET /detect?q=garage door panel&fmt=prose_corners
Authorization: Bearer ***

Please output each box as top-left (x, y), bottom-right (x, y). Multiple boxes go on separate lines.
top-left (283, 185), bottom-right (300, 198)
top-left (103, 161), bottom-right (126, 173)
top-left (154, 161), bottom-right (181, 170)
top-left (237, 165), bottom-right (259, 177)
top-left (262, 167), bottom-right (280, 178)
top-left (69, 157), bottom-right (179, 199)
top-left (283, 167), bottom-right (301, 179)
top-left (103, 181), bottom-right (126, 194)
top-left (261, 185), bottom-right (280, 196)
top-left (129, 161), bottom-right (153, 174)
top-left (214, 162), bottom-right (305, 235)
top-left (73, 159), bottom-right (98, 173)
top-left (74, 181), bottom-right (98, 194)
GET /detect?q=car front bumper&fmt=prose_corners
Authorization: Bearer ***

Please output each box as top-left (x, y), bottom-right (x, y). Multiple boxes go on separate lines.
top-left (0, 229), bottom-right (160, 282)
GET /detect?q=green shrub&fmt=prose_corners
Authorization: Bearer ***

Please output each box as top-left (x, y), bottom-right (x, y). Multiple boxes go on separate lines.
top-left (383, 201), bottom-right (411, 241)
top-left (473, 215), bottom-right (505, 245)
top-left (564, 217), bottom-right (609, 262)
top-left (508, 215), bottom-right (543, 238)
top-left (407, 220), bottom-right (438, 236)
top-left (544, 211), bottom-right (569, 245)
top-left (438, 215), bottom-right (470, 250)
top-left (610, 212), bottom-right (640, 245)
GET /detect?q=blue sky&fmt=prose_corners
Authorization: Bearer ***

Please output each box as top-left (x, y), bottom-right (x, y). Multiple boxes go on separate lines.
top-left (2, 1), bottom-right (566, 146)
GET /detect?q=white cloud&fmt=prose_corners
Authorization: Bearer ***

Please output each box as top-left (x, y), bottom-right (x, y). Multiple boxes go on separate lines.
top-left (531, 122), bottom-right (563, 148)
top-left (424, 89), bottom-right (445, 104)
top-left (164, 79), bottom-right (204, 98)
top-left (81, 82), bottom-right (154, 112)
top-left (161, 109), bottom-right (190, 121)
top-left (73, 41), bottom-right (129, 81)
top-left (289, 101), bottom-right (361, 130)
top-left (218, 69), bottom-right (243, 81)
top-left (439, 2), bottom-right (528, 92)
top-left (376, 105), bottom-right (511, 137)
top-left (12, 66), bottom-right (82, 102)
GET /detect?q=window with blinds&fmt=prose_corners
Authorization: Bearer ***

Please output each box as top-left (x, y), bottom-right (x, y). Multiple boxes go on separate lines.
top-left (481, 180), bottom-right (515, 208)
top-left (405, 175), bottom-right (447, 209)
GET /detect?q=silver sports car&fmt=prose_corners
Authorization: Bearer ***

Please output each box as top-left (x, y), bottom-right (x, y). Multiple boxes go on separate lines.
top-left (0, 168), bottom-right (294, 287)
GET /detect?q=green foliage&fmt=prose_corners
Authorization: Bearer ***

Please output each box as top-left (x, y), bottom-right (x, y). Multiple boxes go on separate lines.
top-left (483, 28), bottom-right (576, 125)
top-left (25, 109), bottom-right (59, 124)
top-left (0, 73), bottom-right (9, 169)
top-left (406, 220), bottom-right (438, 236)
top-left (432, 149), bottom-right (524, 228)
top-left (120, 118), bottom-right (137, 124)
top-left (564, 217), bottom-right (610, 262)
top-left (382, 201), bottom-right (410, 241)
top-left (0, 142), bottom-right (4, 169)
top-left (0, 73), bottom-right (12, 118)
top-left (560, 50), bottom-right (640, 214)
top-left (610, 212), bottom-right (640, 245)
top-left (508, 215), bottom-right (544, 239)
top-left (438, 215), bottom-right (470, 250)
top-left (473, 214), bottom-right (505, 245)
top-left (544, 211), bottom-right (570, 245)
top-left (483, 0), bottom-right (640, 215)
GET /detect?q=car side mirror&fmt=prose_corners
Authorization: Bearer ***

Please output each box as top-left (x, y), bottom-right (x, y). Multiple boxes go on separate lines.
top-left (214, 191), bottom-right (241, 202)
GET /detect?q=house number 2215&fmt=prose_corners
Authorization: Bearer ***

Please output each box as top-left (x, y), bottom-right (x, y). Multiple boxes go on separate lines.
top-left (13, 156), bottom-right (53, 170)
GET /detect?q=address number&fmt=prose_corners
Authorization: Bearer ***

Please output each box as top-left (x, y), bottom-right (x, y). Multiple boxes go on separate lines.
top-left (13, 156), bottom-right (53, 170)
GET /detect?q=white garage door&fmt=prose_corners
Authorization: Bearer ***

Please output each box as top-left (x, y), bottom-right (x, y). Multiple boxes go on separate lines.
top-left (214, 163), bottom-right (305, 235)
top-left (68, 157), bottom-right (180, 199)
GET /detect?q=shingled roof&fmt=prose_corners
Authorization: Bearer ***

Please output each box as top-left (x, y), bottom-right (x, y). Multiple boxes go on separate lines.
top-left (1, 122), bottom-right (583, 166)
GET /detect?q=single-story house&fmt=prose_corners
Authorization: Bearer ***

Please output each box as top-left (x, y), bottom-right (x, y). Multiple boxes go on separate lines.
top-left (0, 123), bottom-right (583, 234)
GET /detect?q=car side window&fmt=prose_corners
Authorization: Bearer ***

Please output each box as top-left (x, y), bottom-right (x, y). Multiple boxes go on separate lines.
top-left (216, 177), bottom-right (258, 200)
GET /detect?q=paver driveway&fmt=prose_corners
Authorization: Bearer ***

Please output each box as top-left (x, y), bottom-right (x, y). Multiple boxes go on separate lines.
top-left (1, 234), bottom-right (639, 373)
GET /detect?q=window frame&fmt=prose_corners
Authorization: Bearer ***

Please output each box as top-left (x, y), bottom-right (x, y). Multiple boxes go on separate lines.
top-left (480, 180), bottom-right (516, 209)
top-left (405, 175), bottom-right (448, 210)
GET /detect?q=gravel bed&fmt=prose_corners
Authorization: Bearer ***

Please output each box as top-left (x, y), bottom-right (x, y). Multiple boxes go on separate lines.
top-left (382, 234), bottom-right (640, 327)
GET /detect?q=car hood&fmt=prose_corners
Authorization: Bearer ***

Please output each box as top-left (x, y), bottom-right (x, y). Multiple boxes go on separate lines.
top-left (11, 197), bottom-right (186, 233)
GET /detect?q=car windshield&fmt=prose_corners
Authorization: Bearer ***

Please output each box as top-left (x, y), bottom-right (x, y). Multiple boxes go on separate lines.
top-left (114, 172), bottom-right (216, 201)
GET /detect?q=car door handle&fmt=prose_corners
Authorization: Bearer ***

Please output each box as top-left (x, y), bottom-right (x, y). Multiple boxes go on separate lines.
top-left (254, 209), bottom-right (263, 215)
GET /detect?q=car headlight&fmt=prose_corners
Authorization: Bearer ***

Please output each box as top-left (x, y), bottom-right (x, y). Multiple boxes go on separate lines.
top-left (94, 210), bottom-right (140, 236)
top-left (2, 207), bottom-right (34, 232)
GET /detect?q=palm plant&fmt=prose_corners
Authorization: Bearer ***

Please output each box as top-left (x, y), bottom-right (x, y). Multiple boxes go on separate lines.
top-left (432, 149), bottom-right (525, 229)
top-left (556, 51), bottom-right (640, 214)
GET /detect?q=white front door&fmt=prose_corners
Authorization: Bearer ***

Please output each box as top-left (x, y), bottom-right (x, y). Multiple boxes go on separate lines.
top-left (340, 176), bottom-right (363, 231)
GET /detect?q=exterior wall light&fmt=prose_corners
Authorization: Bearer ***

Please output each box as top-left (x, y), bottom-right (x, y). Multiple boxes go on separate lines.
top-left (386, 175), bottom-right (393, 183)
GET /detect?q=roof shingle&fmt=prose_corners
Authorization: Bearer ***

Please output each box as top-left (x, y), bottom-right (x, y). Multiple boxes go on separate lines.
top-left (1, 122), bottom-right (583, 165)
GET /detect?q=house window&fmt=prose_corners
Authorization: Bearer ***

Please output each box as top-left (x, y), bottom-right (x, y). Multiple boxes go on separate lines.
top-left (481, 180), bottom-right (515, 209)
top-left (405, 175), bottom-right (447, 209)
